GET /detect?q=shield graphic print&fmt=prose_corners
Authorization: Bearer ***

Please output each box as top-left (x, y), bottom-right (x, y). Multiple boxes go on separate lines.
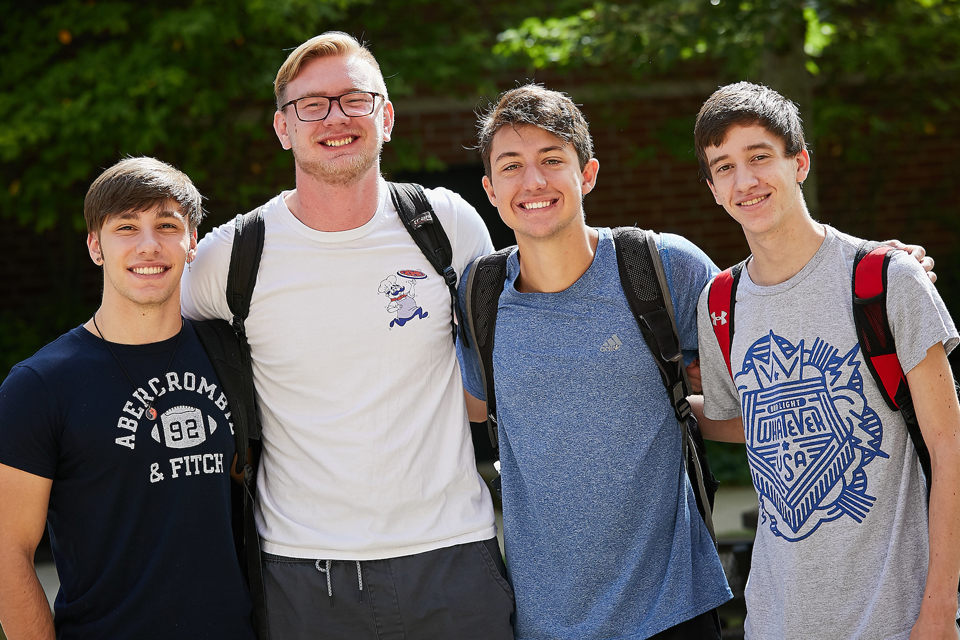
top-left (736, 333), bottom-right (886, 541)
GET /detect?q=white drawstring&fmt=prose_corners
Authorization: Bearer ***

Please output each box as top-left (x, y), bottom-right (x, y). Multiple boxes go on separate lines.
top-left (316, 559), bottom-right (365, 604)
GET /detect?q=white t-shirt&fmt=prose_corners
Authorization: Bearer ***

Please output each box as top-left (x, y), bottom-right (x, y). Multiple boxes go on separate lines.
top-left (697, 226), bottom-right (959, 640)
top-left (182, 179), bottom-right (497, 560)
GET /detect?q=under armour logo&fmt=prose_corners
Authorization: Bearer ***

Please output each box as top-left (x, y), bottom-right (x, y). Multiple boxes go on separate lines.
top-left (711, 311), bottom-right (727, 326)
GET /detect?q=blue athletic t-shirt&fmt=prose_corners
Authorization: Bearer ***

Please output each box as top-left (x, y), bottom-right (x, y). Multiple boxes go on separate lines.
top-left (459, 229), bottom-right (732, 639)
top-left (0, 321), bottom-right (254, 640)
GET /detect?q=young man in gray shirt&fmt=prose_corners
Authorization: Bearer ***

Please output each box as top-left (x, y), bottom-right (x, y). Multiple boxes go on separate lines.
top-left (694, 81), bottom-right (960, 640)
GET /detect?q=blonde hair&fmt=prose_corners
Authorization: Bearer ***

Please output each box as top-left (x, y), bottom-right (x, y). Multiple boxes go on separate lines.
top-left (274, 32), bottom-right (388, 109)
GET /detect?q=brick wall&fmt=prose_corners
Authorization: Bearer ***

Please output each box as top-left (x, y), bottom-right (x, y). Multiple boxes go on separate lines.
top-left (2, 82), bottom-right (958, 351)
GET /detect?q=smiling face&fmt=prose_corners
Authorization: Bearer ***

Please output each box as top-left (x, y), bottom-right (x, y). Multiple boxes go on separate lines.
top-left (482, 124), bottom-right (599, 243)
top-left (273, 54), bottom-right (394, 187)
top-left (704, 124), bottom-right (811, 241)
top-left (87, 200), bottom-right (196, 313)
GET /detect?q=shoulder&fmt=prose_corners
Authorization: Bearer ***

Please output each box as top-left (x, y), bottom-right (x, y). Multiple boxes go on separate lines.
top-left (7, 328), bottom-right (92, 380)
top-left (419, 184), bottom-right (475, 214)
top-left (0, 330), bottom-right (90, 410)
top-left (657, 232), bottom-right (718, 270)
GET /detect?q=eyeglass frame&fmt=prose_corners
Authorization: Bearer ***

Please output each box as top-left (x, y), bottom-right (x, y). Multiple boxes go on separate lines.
top-left (279, 91), bottom-right (384, 122)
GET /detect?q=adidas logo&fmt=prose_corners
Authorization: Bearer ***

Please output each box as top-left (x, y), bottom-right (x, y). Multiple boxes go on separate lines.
top-left (600, 334), bottom-right (623, 352)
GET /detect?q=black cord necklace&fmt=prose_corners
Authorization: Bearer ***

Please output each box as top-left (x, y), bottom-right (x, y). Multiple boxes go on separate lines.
top-left (92, 313), bottom-right (184, 421)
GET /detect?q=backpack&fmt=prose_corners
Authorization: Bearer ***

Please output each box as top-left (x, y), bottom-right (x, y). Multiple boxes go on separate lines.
top-left (706, 242), bottom-right (960, 501)
top-left (463, 227), bottom-right (720, 542)
top-left (191, 182), bottom-right (459, 639)
top-left (707, 242), bottom-right (960, 594)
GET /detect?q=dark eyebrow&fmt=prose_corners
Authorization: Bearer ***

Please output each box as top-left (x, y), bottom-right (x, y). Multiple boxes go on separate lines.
top-left (494, 145), bottom-right (567, 165)
top-left (708, 142), bottom-right (778, 169)
top-left (114, 208), bottom-right (183, 222)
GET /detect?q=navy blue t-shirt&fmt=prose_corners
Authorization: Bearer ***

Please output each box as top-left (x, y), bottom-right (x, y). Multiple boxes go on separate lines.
top-left (0, 321), bottom-right (254, 640)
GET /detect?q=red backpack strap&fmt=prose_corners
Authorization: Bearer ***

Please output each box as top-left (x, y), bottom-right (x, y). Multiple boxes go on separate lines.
top-left (852, 242), bottom-right (908, 411)
top-left (707, 262), bottom-right (745, 379)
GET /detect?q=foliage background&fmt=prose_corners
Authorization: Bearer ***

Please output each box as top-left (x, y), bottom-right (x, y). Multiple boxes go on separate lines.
top-left (2, 0), bottom-right (960, 487)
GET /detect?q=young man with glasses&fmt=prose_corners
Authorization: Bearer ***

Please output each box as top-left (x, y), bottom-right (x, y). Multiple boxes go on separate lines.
top-left (0, 157), bottom-right (255, 639)
top-left (181, 32), bottom-right (513, 639)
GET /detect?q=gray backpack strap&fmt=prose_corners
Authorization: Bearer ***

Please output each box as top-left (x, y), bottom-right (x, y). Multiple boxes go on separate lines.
top-left (613, 226), bottom-right (718, 543)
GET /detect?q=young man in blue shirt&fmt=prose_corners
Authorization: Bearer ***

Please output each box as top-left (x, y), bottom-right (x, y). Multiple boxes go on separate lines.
top-left (459, 84), bottom-right (733, 640)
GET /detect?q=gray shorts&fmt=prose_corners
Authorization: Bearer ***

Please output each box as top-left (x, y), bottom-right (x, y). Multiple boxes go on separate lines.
top-left (262, 537), bottom-right (515, 639)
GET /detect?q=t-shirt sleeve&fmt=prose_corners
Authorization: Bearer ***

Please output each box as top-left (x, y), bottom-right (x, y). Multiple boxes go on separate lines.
top-left (456, 260), bottom-right (487, 401)
top-left (885, 250), bottom-right (959, 373)
top-left (0, 365), bottom-right (61, 479)
top-left (181, 220), bottom-right (236, 322)
top-left (658, 233), bottom-right (720, 363)
top-left (697, 283), bottom-right (744, 420)
top-left (426, 186), bottom-right (495, 279)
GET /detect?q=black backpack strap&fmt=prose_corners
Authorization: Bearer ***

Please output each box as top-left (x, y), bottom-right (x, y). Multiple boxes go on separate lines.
top-left (223, 206), bottom-right (269, 640)
top-left (613, 226), bottom-right (718, 541)
top-left (463, 247), bottom-right (515, 496)
top-left (853, 241), bottom-right (932, 497)
top-left (227, 208), bottom-right (266, 342)
top-left (388, 182), bottom-right (461, 344)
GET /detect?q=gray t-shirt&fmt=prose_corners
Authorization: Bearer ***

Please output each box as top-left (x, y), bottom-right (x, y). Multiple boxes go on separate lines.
top-left (697, 226), bottom-right (958, 640)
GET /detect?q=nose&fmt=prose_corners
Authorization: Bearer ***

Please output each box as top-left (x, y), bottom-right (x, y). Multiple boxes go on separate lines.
top-left (137, 227), bottom-right (162, 255)
top-left (521, 164), bottom-right (547, 191)
top-left (323, 98), bottom-right (351, 125)
top-left (735, 165), bottom-right (760, 193)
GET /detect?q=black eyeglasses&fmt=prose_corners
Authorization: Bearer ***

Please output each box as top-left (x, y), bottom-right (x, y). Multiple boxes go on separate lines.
top-left (280, 91), bottom-right (383, 122)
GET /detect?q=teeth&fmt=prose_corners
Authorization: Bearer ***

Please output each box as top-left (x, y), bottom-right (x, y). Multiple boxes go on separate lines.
top-left (322, 137), bottom-right (356, 147)
top-left (520, 200), bottom-right (554, 210)
top-left (740, 195), bottom-right (767, 206)
top-left (132, 266), bottom-right (165, 275)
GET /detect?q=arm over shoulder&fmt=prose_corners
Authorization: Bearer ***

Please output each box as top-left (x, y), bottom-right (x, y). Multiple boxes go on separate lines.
top-left (456, 260), bottom-right (487, 402)
top-left (181, 221), bottom-right (236, 322)
top-left (885, 250), bottom-right (958, 374)
top-left (424, 186), bottom-right (495, 276)
top-left (658, 233), bottom-right (720, 359)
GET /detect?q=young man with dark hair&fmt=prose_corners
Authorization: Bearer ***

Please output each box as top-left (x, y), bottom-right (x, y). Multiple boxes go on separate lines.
top-left (460, 83), bottom-right (733, 640)
top-left (694, 81), bottom-right (960, 639)
top-left (182, 32), bottom-right (513, 639)
top-left (0, 157), bottom-right (255, 639)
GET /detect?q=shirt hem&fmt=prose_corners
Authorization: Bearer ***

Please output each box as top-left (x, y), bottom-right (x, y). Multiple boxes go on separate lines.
top-left (260, 525), bottom-right (498, 561)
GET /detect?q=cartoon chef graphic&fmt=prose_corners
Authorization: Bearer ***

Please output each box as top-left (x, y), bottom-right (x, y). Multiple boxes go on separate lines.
top-left (379, 270), bottom-right (429, 328)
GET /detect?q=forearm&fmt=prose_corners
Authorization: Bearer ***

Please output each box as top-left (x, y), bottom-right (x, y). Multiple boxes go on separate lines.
top-left (0, 551), bottom-right (55, 640)
top-left (920, 455), bottom-right (960, 621)
top-left (688, 395), bottom-right (745, 443)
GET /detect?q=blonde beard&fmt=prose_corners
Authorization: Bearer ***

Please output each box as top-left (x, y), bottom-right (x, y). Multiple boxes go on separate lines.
top-left (293, 131), bottom-right (384, 187)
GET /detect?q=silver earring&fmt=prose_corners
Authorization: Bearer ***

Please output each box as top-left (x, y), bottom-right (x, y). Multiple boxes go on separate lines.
top-left (187, 260), bottom-right (192, 273)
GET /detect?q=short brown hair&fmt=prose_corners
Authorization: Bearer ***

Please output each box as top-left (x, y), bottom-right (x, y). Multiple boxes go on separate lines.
top-left (84, 157), bottom-right (203, 233)
top-left (477, 84), bottom-right (593, 178)
top-left (694, 82), bottom-right (807, 183)
top-left (274, 32), bottom-right (387, 109)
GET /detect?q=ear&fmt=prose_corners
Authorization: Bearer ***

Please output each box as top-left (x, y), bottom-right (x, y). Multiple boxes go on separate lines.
top-left (381, 100), bottom-right (395, 143)
top-left (274, 109), bottom-right (292, 150)
top-left (580, 158), bottom-right (600, 196)
top-left (481, 175), bottom-right (497, 208)
top-left (795, 148), bottom-right (811, 183)
top-left (187, 228), bottom-right (198, 262)
top-left (87, 231), bottom-right (103, 266)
